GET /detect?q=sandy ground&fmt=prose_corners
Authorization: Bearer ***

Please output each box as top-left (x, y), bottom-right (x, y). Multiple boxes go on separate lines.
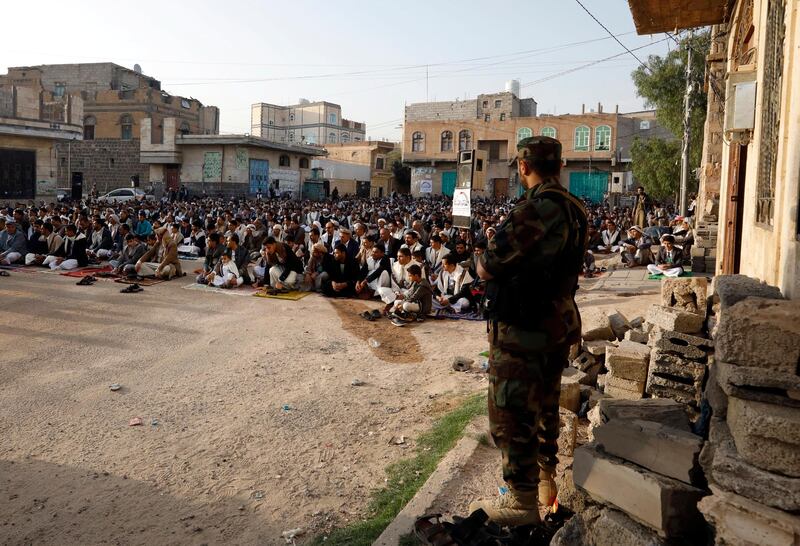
top-left (0, 265), bottom-right (659, 545)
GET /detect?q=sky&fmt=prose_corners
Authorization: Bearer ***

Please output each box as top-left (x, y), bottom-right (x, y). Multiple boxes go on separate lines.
top-left (0, 0), bottom-right (676, 141)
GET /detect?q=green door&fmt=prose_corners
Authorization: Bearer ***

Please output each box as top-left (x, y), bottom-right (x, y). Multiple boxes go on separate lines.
top-left (568, 172), bottom-right (608, 204)
top-left (441, 170), bottom-right (456, 197)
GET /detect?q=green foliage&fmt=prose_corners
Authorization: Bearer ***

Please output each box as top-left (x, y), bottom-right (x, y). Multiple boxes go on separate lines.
top-left (312, 393), bottom-right (488, 546)
top-left (630, 138), bottom-right (683, 199)
top-left (630, 31), bottom-right (710, 196)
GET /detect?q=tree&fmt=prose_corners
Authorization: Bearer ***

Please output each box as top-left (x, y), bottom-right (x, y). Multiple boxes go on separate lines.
top-left (386, 149), bottom-right (410, 193)
top-left (630, 138), bottom-right (682, 199)
top-left (630, 31), bottom-right (710, 197)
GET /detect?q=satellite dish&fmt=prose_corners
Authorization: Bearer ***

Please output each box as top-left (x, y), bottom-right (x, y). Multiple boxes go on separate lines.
top-left (133, 64), bottom-right (142, 74)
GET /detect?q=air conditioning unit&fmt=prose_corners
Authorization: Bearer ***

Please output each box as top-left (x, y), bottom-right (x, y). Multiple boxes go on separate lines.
top-left (724, 70), bottom-right (757, 143)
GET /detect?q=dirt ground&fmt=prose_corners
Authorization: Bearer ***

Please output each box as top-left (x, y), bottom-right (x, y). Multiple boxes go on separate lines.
top-left (0, 266), bottom-right (659, 545)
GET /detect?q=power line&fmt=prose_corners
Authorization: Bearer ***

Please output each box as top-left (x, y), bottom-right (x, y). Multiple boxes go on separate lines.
top-left (573, 0), bottom-right (650, 71)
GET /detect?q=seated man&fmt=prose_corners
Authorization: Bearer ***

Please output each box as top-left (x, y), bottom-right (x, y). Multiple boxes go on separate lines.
top-left (425, 234), bottom-right (449, 282)
top-left (619, 226), bottom-right (654, 267)
top-left (87, 218), bottom-right (114, 262)
top-left (195, 232), bottom-right (223, 284)
top-left (388, 264), bottom-right (433, 326)
top-left (178, 220), bottom-right (207, 257)
top-left (263, 236), bottom-right (304, 289)
top-left (377, 247), bottom-right (413, 306)
top-left (0, 220), bottom-right (27, 265)
top-left (303, 242), bottom-right (331, 292)
top-left (433, 254), bottom-right (474, 313)
top-left (321, 243), bottom-right (360, 298)
top-left (43, 223), bottom-right (88, 270)
top-left (207, 249), bottom-right (243, 288)
top-left (411, 249), bottom-right (429, 280)
top-left (26, 221), bottom-right (62, 266)
top-left (647, 234), bottom-right (684, 278)
top-left (111, 233), bottom-right (147, 277)
top-left (135, 229), bottom-right (182, 280)
top-left (356, 243), bottom-right (391, 297)
top-left (598, 220), bottom-right (621, 253)
top-left (586, 224), bottom-right (603, 252)
top-left (226, 233), bottom-right (251, 285)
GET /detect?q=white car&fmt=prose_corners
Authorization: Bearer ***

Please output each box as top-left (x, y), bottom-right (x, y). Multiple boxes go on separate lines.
top-left (98, 188), bottom-right (154, 204)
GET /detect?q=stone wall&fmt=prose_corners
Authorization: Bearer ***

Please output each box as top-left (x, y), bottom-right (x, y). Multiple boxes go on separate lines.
top-left (54, 138), bottom-right (149, 193)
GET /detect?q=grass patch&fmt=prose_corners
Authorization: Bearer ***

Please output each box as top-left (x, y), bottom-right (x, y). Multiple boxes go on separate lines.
top-left (312, 392), bottom-right (487, 546)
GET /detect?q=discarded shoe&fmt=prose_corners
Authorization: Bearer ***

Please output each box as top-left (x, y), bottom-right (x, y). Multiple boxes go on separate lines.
top-left (120, 283), bottom-right (143, 293)
top-left (76, 275), bottom-right (96, 285)
top-left (468, 490), bottom-right (541, 527)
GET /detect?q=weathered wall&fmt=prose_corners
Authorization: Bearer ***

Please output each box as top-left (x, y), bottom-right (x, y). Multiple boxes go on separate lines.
top-left (0, 134), bottom-right (59, 198)
top-left (54, 139), bottom-right (149, 193)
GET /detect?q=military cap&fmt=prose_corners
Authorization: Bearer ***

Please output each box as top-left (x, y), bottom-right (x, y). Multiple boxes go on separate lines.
top-left (508, 136), bottom-right (562, 166)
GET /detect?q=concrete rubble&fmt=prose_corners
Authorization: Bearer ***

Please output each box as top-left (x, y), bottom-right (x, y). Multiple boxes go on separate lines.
top-left (557, 275), bottom-right (800, 545)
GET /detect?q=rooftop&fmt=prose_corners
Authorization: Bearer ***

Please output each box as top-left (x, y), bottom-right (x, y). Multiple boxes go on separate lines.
top-left (175, 134), bottom-right (326, 156)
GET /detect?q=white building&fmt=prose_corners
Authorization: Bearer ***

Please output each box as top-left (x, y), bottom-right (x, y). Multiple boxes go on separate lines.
top-left (250, 99), bottom-right (365, 146)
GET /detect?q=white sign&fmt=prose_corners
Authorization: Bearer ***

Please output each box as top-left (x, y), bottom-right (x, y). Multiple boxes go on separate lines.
top-left (452, 188), bottom-right (471, 217)
top-left (270, 168), bottom-right (300, 195)
top-left (419, 178), bottom-right (433, 193)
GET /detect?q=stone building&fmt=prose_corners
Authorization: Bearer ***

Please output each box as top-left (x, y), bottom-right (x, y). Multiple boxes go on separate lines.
top-left (0, 63), bottom-right (219, 195)
top-left (0, 84), bottom-right (83, 201)
top-left (317, 141), bottom-right (396, 197)
top-left (250, 99), bottom-right (365, 146)
top-left (627, 0), bottom-right (800, 298)
top-left (141, 118), bottom-right (324, 197)
top-left (402, 89), bottom-right (671, 200)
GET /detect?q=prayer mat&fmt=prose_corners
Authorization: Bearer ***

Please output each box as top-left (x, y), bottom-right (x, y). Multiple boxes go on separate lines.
top-left (428, 308), bottom-right (485, 321)
top-left (648, 271), bottom-right (694, 280)
top-left (0, 264), bottom-right (23, 270)
top-left (253, 289), bottom-right (311, 301)
top-left (115, 277), bottom-right (166, 287)
top-left (60, 265), bottom-right (113, 278)
top-left (181, 283), bottom-right (257, 296)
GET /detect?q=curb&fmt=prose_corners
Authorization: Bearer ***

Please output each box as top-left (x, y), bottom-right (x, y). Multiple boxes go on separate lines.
top-left (374, 416), bottom-right (487, 546)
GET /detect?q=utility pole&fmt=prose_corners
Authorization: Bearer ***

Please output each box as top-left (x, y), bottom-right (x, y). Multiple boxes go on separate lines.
top-left (426, 65), bottom-right (429, 102)
top-left (679, 30), bottom-right (693, 216)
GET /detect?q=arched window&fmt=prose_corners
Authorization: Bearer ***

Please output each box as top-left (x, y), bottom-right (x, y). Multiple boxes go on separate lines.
top-left (120, 114), bottom-right (133, 140)
top-left (299, 157), bottom-right (309, 169)
top-left (574, 125), bottom-right (590, 151)
top-left (179, 121), bottom-right (190, 136)
top-left (594, 125), bottom-right (611, 151)
top-left (412, 131), bottom-right (425, 152)
top-left (458, 130), bottom-right (472, 151)
top-left (83, 115), bottom-right (96, 140)
top-left (516, 127), bottom-right (532, 143)
top-left (541, 126), bottom-right (557, 139)
top-left (440, 130), bottom-right (453, 152)
top-left (279, 154), bottom-right (290, 167)
top-left (341, 132), bottom-right (350, 143)
top-left (328, 132), bottom-right (337, 143)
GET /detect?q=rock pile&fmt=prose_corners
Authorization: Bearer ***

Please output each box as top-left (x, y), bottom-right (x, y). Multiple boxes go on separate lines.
top-left (699, 276), bottom-right (800, 544)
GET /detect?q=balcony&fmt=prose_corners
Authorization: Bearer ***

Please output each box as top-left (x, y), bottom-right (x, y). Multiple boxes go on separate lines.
top-left (627, 0), bottom-right (727, 34)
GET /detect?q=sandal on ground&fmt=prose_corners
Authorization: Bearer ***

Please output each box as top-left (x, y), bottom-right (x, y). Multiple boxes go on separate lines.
top-left (76, 276), bottom-right (96, 285)
top-left (413, 514), bottom-right (458, 546)
top-left (120, 284), bottom-right (143, 293)
top-left (359, 310), bottom-right (374, 321)
top-left (0, 271), bottom-right (10, 277)
top-left (370, 309), bottom-right (382, 320)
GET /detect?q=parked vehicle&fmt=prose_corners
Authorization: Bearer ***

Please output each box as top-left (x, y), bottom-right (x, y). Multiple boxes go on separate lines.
top-left (97, 188), bottom-right (154, 203)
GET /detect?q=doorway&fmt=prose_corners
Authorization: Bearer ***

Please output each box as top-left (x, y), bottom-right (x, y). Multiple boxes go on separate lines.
top-left (722, 145), bottom-right (747, 274)
top-left (71, 172), bottom-right (84, 200)
top-left (493, 178), bottom-right (509, 198)
top-left (165, 166), bottom-right (180, 191)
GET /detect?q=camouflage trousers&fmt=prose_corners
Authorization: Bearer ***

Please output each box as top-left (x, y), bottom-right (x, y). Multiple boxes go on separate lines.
top-left (487, 321), bottom-right (568, 494)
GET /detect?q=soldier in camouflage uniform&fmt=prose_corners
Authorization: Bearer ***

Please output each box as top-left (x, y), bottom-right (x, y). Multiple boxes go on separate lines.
top-left (469, 136), bottom-right (587, 526)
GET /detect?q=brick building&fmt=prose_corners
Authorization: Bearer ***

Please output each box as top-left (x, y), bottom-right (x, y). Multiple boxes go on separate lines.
top-left (402, 86), bottom-right (671, 201)
top-left (0, 84), bottom-right (83, 201)
top-left (318, 141), bottom-right (396, 197)
top-left (0, 63), bottom-right (219, 195)
top-left (250, 99), bottom-right (365, 146)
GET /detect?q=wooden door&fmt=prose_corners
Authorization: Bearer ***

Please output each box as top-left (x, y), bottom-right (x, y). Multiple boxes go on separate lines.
top-left (493, 178), bottom-right (509, 198)
top-left (165, 166), bottom-right (180, 190)
top-left (721, 145), bottom-right (748, 274)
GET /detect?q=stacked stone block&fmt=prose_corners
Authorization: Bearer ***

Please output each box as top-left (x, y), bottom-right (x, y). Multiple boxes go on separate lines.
top-left (699, 276), bottom-right (800, 545)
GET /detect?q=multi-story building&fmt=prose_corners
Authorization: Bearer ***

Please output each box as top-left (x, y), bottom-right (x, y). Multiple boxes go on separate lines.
top-left (317, 141), bottom-right (396, 197)
top-left (0, 63), bottom-right (219, 195)
top-left (250, 99), bottom-right (365, 146)
top-left (140, 118), bottom-right (325, 198)
top-left (0, 84), bottom-right (83, 200)
top-left (402, 85), bottom-right (671, 201)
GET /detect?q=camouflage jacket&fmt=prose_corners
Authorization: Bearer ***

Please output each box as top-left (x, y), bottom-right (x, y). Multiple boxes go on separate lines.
top-left (480, 178), bottom-right (587, 350)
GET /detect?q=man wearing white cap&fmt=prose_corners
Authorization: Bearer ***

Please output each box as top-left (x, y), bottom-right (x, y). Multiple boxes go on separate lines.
top-left (619, 225), bottom-right (654, 267)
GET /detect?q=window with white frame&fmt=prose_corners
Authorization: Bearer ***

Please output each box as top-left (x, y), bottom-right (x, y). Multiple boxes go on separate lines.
top-left (412, 131), bottom-right (425, 152)
top-left (594, 125), bottom-right (611, 151)
top-left (440, 130), bottom-right (453, 152)
top-left (541, 126), bottom-right (556, 139)
top-left (574, 126), bottom-right (590, 151)
top-left (329, 112), bottom-right (337, 125)
top-left (458, 130), bottom-right (472, 151)
top-left (516, 127), bottom-right (532, 143)
top-left (328, 132), bottom-right (337, 143)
